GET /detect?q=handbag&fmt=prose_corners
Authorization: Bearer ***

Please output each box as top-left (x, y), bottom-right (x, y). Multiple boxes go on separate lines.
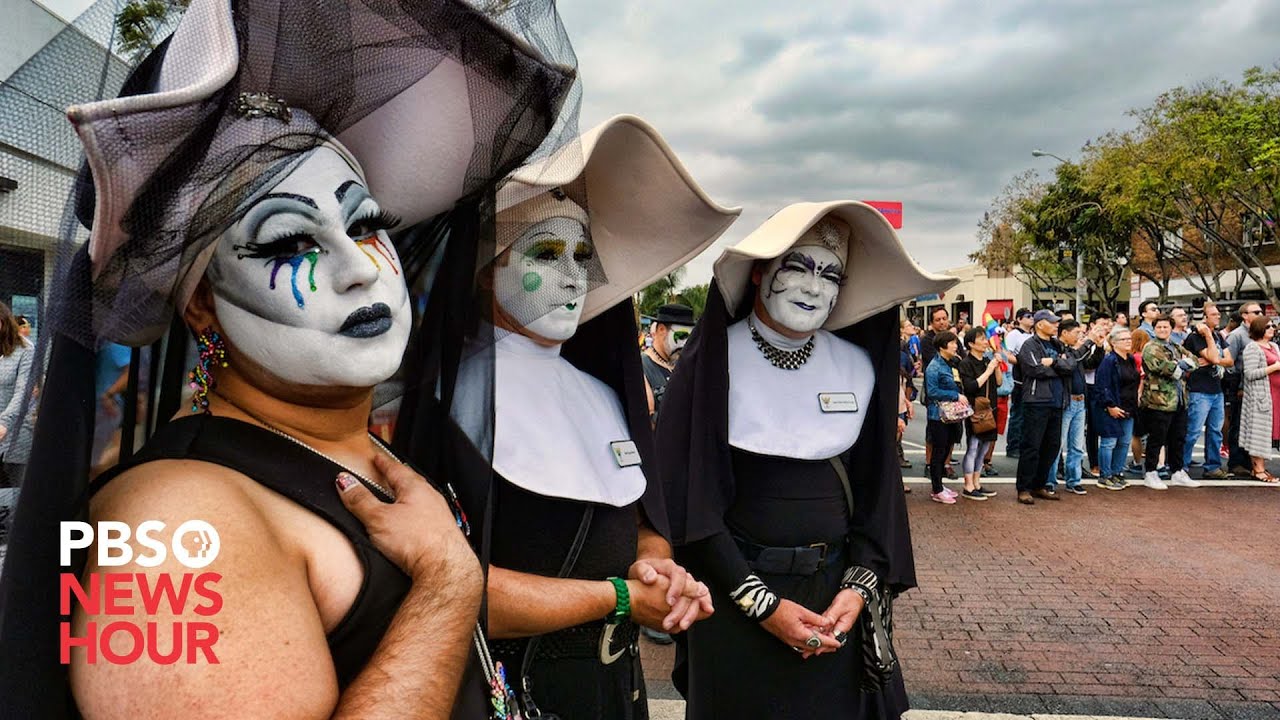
top-left (970, 396), bottom-right (997, 435)
top-left (937, 399), bottom-right (973, 424)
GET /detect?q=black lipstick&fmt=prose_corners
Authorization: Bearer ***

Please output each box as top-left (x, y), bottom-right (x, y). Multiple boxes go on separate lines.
top-left (339, 302), bottom-right (393, 338)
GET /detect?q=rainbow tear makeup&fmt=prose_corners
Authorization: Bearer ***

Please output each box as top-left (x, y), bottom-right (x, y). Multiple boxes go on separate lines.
top-left (356, 234), bottom-right (399, 274)
top-left (268, 250), bottom-right (321, 308)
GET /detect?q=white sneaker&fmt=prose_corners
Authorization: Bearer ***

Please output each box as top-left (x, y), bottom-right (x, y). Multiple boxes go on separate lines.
top-left (1170, 470), bottom-right (1201, 488)
top-left (1143, 472), bottom-right (1169, 490)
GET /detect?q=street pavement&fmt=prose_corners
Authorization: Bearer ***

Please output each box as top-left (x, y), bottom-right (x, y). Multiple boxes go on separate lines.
top-left (642, 413), bottom-right (1280, 719)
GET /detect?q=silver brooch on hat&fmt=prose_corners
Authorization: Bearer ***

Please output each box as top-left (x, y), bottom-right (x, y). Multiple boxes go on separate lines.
top-left (233, 92), bottom-right (292, 123)
top-left (812, 219), bottom-right (845, 253)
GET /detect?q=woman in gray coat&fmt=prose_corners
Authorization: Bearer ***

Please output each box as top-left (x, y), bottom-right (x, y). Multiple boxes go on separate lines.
top-left (0, 301), bottom-right (35, 487)
top-left (1239, 316), bottom-right (1280, 483)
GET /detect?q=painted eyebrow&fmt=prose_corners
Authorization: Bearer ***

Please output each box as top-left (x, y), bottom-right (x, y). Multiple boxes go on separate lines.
top-left (335, 180), bottom-right (372, 219)
top-left (241, 193), bottom-right (320, 239)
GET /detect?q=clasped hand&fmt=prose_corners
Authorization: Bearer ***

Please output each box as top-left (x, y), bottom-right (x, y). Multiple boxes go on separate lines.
top-left (761, 589), bottom-right (865, 659)
top-left (628, 558), bottom-right (714, 632)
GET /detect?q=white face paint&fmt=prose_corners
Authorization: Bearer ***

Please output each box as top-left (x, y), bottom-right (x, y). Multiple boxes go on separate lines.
top-left (662, 324), bottom-right (693, 358)
top-left (495, 216), bottom-right (591, 343)
top-left (207, 145), bottom-right (410, 387)
top-left (760, 246), bottom-right (845, 334)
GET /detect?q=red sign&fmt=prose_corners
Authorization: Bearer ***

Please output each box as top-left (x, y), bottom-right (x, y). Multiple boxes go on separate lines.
top-left (863, 200), bottom-right (903, 229)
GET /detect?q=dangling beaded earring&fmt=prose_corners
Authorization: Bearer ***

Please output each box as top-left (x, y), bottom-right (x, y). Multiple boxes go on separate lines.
top-left (189, 327), bottom-right (228, 413)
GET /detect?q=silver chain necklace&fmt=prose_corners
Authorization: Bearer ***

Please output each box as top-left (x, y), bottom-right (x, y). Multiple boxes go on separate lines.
top-left (212, 392), bottom-right (396, 500)
top-left (748, 316), bottom-right (815, 370)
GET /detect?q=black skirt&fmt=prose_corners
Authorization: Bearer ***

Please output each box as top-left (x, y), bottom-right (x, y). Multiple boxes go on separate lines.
top-left (680, 450), bottom-right (909, 719)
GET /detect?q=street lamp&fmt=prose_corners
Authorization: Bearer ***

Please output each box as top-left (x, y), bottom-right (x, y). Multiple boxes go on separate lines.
top-left (1031, 149), bottom-right (1069, 164)
top-left (1031, 149), bottom-right (1084, 315)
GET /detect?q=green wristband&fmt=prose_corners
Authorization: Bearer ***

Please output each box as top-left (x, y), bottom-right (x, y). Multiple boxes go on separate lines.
top-left (605, 577), bottom-right (630, 623)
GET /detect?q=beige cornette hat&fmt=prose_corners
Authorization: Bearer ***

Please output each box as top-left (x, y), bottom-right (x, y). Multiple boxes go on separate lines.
top-left (714, 201), bottom-right (957, 331)
top-left (496, 114), bottom-right (741, 323)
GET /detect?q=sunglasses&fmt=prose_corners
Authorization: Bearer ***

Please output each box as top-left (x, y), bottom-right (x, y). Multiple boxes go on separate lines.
top-left (673, 330), bottom-right (691, 341)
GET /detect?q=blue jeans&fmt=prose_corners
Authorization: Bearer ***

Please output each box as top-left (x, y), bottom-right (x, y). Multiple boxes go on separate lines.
top-left (1099, 416), bottom-right (1136, 478)
top-left (1006, 391), bottom-right (1023, 456)
top-left (1048, 398), bottom-right (1086, 488)
top-left (1183, 391), bottom-right (1225, 472)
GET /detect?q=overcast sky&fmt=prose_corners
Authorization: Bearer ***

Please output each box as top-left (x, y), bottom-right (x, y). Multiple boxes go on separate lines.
top-left (557, 0), bottom-right (1280, 287)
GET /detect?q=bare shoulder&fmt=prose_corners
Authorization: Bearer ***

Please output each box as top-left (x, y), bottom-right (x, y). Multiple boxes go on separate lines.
top-left (73, 459), bottom-right (338, 719)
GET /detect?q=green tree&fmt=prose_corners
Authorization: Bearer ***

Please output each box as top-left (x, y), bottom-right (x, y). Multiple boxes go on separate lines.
top-left (636, 267), bottom-right (686, 317)
top-left (673, 283), bottom-right (709, 318)
top-left (971, 171), bottom-right (1073, 307)
top-left (1086, 65), bottom-right (1280, 306)
top-left (116, 0), bottom-right (189, 60)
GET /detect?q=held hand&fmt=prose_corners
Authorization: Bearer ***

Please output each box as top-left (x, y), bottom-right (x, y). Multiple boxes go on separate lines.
top-left (1107, 407), bottom-right (1127, 419)
top-left (626, 575), bottom-right (681, 631)
top-left (629, 558), bottom-right (714, 631)
top-left (336, 455), bottom-right (481, 595)
top-left (810, 589), bottom-right (866, 656)
top-left (957, 396), bottom-right (970, 407)
top-left (988, 357), bottom-right (1001, 371)
top-left (760, 599), bottom-right (840, 658)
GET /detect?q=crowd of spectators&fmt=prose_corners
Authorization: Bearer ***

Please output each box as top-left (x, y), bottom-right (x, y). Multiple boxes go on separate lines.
top-left (898, 299), bottom-right (1280, 505)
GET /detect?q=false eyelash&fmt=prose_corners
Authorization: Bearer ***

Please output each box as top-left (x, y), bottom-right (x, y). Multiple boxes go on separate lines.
top-left (348, 208), bottom-right (403, 237)
top-left (234, 234), bottom-right (319, 260)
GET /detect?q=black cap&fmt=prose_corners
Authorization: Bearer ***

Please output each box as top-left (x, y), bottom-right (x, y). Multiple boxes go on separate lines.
top-left (1015, 308), bottom-right (1033, 320)
top-left (655, 303), bottom-right (695, 325)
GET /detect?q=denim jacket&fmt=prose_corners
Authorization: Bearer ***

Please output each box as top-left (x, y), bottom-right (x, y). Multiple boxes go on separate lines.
top-left (925, 355), bottom-right (961, 421)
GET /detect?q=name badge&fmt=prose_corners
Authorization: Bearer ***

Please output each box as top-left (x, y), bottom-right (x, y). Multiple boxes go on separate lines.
top-left (610, 440), bottom-right (642, 468)
top-left (818, 392), bottom-right (859, 413)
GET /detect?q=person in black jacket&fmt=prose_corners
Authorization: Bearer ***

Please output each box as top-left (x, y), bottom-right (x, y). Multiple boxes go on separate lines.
top-left (1079, 319), bottom-right (1111, 476)
top-left (1014, 310), bottom-right (1078, 504)
top-left (956, 328), bottom-right (1002, 501)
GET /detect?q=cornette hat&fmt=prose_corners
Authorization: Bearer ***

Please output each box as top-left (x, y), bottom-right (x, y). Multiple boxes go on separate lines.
top-left (70, 0), bottom-right (576, 344)
top-left (654, 304), bottom-right (695, 325)
top-left (713, 201), bottom-right (957, 331)
top-left (496, 114), bottom-right (740, 323)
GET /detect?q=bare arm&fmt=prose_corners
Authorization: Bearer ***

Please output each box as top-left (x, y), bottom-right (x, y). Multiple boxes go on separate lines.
top-left (73, 456), bottom-right (483, 720)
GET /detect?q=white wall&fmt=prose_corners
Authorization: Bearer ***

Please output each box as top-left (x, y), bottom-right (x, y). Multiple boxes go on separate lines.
top-left (0, 0), bottom-right (66, 80)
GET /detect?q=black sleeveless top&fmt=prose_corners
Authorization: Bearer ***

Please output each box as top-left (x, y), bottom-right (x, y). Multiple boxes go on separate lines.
top-left (92, 414), bottom-right (489, 718)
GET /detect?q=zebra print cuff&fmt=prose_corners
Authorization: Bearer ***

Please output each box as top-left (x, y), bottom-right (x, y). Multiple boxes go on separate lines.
top-left (729, 574), bottom-right (780, 622)
top-left (840, 565), bottom-right (879, 604)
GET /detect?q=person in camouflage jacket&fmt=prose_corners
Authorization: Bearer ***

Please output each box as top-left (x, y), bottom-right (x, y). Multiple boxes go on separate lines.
top-left (1138, 315), bottom-right (1199, 489)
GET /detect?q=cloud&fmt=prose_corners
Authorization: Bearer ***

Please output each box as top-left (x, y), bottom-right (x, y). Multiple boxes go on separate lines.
top-left (557, 0), bottom-right (1278, 286)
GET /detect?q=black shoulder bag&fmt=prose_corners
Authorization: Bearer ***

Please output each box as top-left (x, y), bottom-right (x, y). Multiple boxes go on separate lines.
top-left (827, 456), bottom-right (900, 690)
top-left (517, 507), bottom-right (594, 719)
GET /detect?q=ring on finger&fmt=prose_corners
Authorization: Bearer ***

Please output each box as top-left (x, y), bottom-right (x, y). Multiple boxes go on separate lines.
top-left (834, 630), bottom-right (848, 646)
top-left (805, 633), bottom-right (822, 649)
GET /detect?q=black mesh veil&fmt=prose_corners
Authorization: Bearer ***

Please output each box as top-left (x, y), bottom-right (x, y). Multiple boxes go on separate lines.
top-left (0, 0), bottom-right (583, 715)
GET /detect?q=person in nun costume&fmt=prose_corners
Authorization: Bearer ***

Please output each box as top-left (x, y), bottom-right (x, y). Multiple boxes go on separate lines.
top-left (657, 201), bottom-right (957, 719)
top-left (450, 115), bottom-right (740, 719)
top-left (0, 0), bottom-right (579, 717)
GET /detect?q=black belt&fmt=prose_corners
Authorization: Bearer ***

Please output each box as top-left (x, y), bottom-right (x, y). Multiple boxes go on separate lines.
top-left (490, 621), bottom-right (639, 663)
top-left (733, 535), bottom-right (846, 576)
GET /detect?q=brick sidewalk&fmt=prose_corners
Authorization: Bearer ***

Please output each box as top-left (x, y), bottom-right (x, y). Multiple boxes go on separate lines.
top-left (642, 486), bottom-right (1280, 719)
top-left (896, 485), bottom-right (1280, 719)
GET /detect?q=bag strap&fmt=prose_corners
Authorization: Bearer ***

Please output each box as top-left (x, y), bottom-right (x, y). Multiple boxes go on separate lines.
top-left (519, 506), bottom-right (595, 716)
top-left (827, 457), bottom-right (854, 518)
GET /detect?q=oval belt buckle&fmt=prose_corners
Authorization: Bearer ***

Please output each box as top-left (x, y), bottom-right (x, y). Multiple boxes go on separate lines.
top-left (599, 623), bottom-right (626, 665)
